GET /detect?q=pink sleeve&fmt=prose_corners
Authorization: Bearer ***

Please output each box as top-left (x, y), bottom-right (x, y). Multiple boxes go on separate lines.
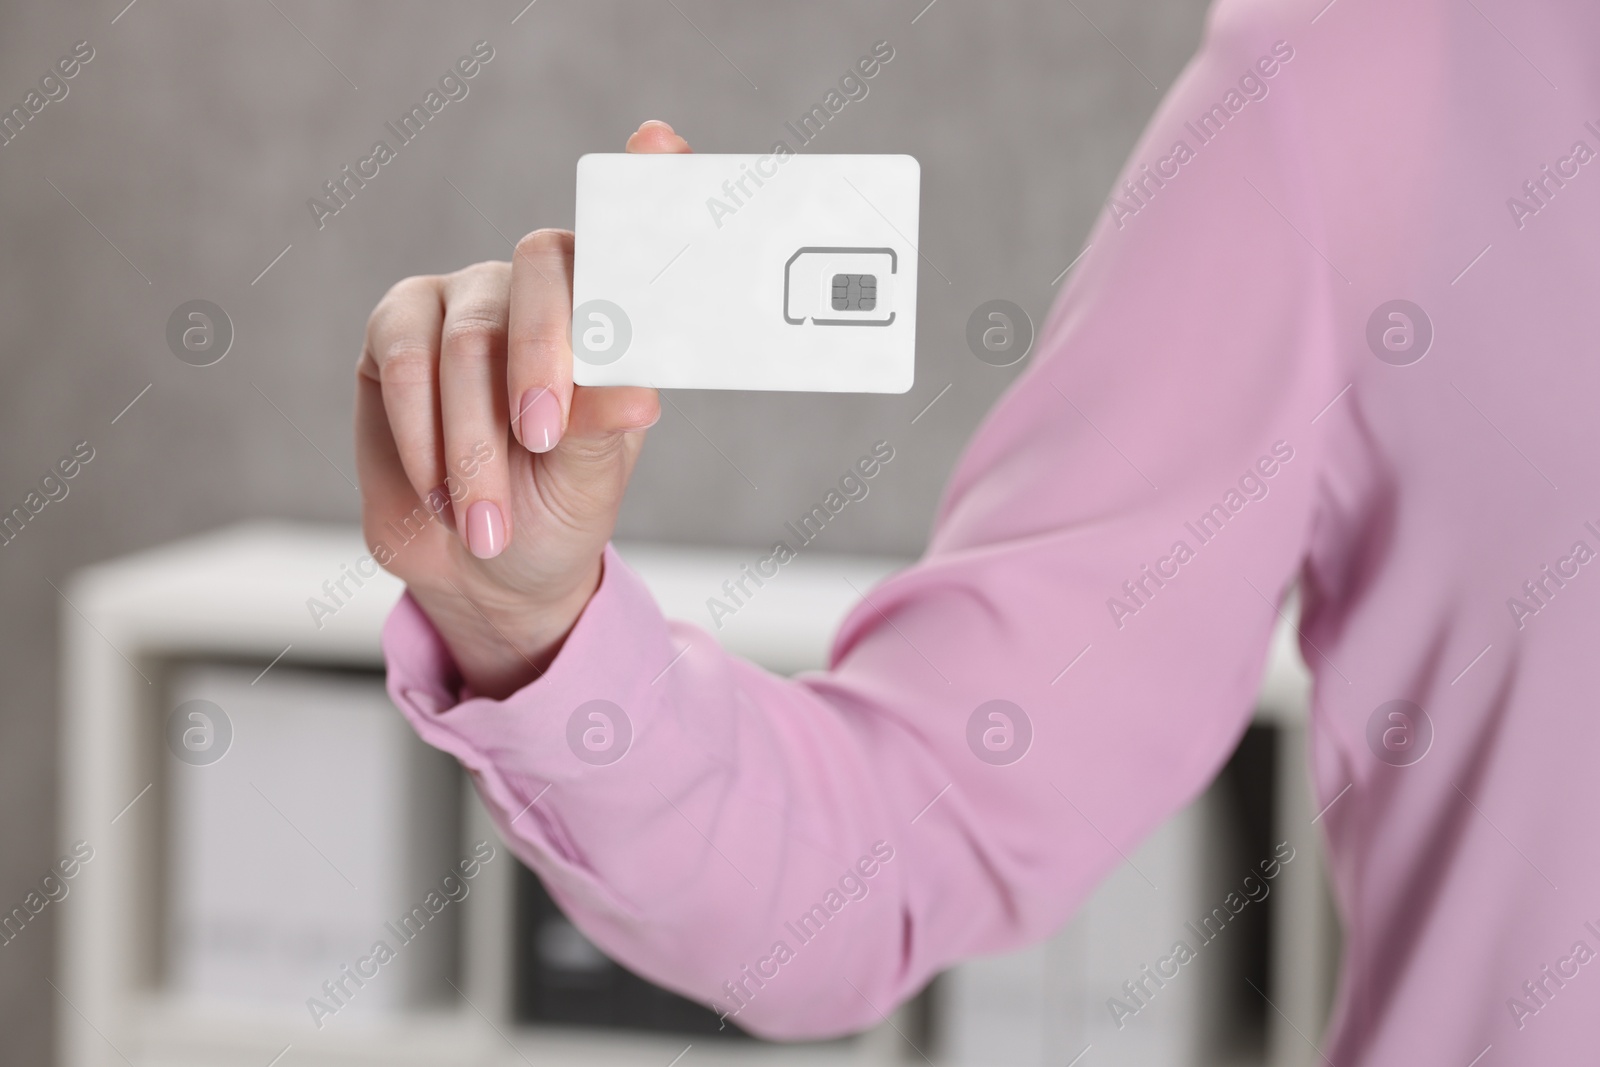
top-left (384, 12), bottom-right (1343, 1040)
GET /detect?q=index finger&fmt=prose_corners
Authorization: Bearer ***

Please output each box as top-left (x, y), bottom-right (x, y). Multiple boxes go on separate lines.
top-left (505, 120), bottom-right (691, 454)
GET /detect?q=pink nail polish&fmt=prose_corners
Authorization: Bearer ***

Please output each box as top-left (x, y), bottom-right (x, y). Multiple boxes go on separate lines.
top-left (466, 500), bottom-right (504, 559)
top-left (518, 387), bottom-right (563, 453)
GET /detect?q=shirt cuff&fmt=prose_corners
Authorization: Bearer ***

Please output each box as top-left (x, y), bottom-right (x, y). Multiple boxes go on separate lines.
top-left (380, 542), bottom-right (674, 917)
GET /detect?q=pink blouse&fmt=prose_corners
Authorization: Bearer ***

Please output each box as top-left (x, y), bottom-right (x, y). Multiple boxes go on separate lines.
top-left (385, 0), bottom-right (1600, 1059)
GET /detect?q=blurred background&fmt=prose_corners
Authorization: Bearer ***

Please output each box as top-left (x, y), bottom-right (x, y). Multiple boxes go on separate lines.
top-left (1, 2), bottom-right (1342, 1065)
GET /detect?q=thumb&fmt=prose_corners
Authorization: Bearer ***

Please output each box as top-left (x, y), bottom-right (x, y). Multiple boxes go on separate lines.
top-left (554, 120), bottom-right (689, 463)
top-left (626, 118), bottom-right (692, 154)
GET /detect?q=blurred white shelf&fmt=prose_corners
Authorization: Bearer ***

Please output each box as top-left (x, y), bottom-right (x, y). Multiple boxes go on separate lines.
top-left (59, 519), bottom-right (1311, 706)
top-left (57, 521), bottom-right (1327, 1067)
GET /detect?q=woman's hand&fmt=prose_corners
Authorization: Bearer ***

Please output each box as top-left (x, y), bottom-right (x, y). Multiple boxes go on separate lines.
top-left (354, 120), bottom-right (691, 698)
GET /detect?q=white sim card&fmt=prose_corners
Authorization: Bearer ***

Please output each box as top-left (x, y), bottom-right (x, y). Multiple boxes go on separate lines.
top-left (571, 153), bottom-right (920, 392)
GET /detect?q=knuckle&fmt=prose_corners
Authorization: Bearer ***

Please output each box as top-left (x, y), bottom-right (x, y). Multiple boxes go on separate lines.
top-left (373, 274), bottom-right (435, 316)
top-left (440, 315), bottom-right (505, 364)
top-left (513, 333), bottom-right (569, 366)
top-left (376, 340), bottom-right (436, 384)
top-left (365, 277), bottom-right (438, 357)
top-left (450, 259), bottom-right (511, 284)
top-left (561, 436), bottom-right (626, 467)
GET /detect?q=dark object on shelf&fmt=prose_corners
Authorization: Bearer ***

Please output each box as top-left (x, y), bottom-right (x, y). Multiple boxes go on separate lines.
top-left (514, 864), bottom-right (755, 1038)
top-left (1204, 722), bottom-right (1279, 1063)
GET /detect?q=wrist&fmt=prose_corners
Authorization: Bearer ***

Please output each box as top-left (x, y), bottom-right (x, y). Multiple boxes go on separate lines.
top-left (410, 556), bottom-right (603, 700)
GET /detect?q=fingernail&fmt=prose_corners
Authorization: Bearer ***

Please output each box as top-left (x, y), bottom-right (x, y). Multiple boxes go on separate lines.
top-left (466, 500), bottom-right (504, 559)
top-left (640, 119), bottom-right (674, 133)
top-left (518, 387), bottom-right (563, 453)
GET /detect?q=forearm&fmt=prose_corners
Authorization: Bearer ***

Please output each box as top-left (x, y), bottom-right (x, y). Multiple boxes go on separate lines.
top-left (386, 546), bottom-right (928, 1035)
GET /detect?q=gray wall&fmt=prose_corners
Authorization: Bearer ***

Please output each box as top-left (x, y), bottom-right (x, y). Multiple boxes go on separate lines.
top-left (0, 1), bottom-right (1211, 1060)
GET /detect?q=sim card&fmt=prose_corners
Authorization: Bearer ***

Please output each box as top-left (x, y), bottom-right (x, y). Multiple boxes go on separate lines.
top-left (571, 153), bottom-right (920, 392)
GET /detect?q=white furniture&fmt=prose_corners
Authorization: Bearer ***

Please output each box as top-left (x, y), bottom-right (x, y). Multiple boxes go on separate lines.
top-left (57, 523), bottom-right (1336, 1066)
top-left (162, 663), bottom-right (460, 1020)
